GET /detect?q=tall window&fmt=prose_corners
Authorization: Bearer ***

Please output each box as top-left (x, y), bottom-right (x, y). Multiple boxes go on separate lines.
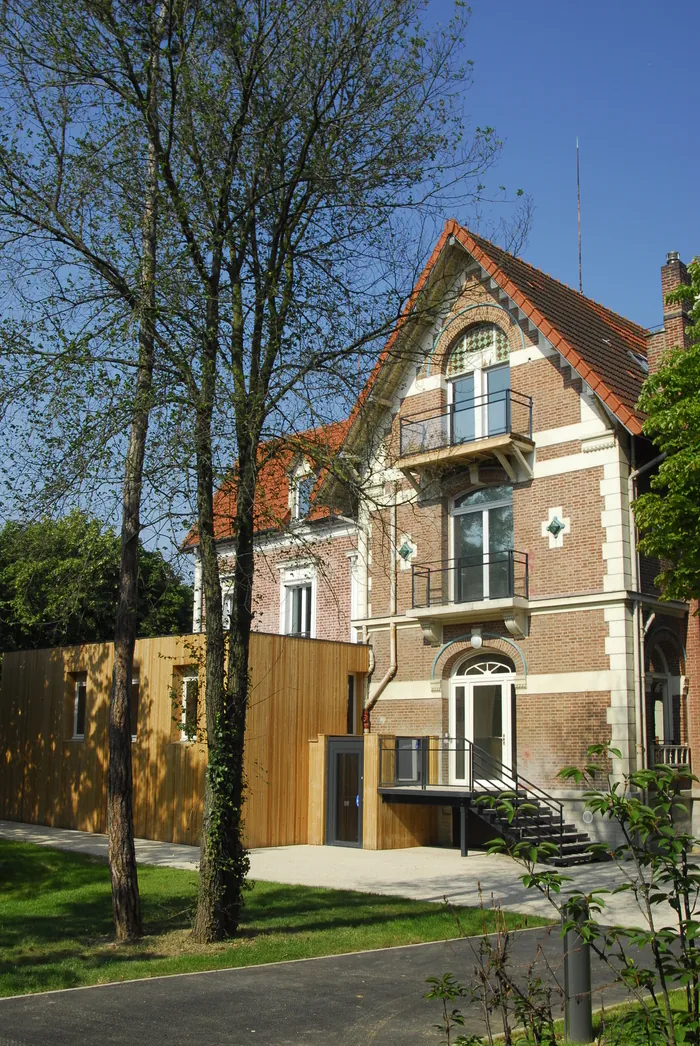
top-left (222, 592), bottom-right (233, 629)
top-left (447, 324), bottom-right (510, 443)
top-left (72, 674), bottom-right (87, 739)
top-left (292, 471), bottom-right (315, 519)
top-left (452, 485), bottom-right (514, 601)
top-left (285, 583), bottom-right (313, 637)
top-left (280, 565), bottom-right (316, 638)
top-left (130, 672), bottom-right (140, 741)
top-left (181, 672), bottom-right (199, 742)
top-left (347, 675), bottom-right (357, 734)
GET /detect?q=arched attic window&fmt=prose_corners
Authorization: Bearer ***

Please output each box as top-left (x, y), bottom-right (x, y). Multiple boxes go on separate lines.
top-left (446, 323), bottom-right (509, 377)
top-left (446, 323), bottom-right (511, 443)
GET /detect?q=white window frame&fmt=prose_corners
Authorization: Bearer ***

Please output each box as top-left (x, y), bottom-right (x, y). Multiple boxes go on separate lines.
top-left (72, 674), bottom-right (87, 740)
top-left (646, 646), bottom-right (678, 746)
top-left (449, 487), bottom-right (513, 602)
top-left (395, 737), bottom-right (420, 782)
top-left (289, 461), bottom-right (315, 521)
top-left (279, 564), bottom-right (317, 638)
top-left (181, 673), bottom-right (199, 743)
top-left (448, 361), bottom-right (510, 443)
top-left (449, 656), bottom-right (515, 786)
top-left (447, 326), bottom-right (510, 443)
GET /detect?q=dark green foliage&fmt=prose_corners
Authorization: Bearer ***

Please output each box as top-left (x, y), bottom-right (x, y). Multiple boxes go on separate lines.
top-left (0, 510), bottom-right (192, 652)
top-left (634, 257), bottom-right (700, 600)
top-left (482, 747), bottom-right (700, 1045)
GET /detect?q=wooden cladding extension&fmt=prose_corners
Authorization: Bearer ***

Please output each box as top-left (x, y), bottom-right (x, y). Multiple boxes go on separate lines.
top-left (0, 632), bottom-right (368, 849)
top-left (362, 735), bottom-right (438, 849)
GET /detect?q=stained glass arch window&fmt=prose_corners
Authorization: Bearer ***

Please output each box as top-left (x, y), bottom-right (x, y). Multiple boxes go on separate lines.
top-left (446, 323), bottom-right (509, 377)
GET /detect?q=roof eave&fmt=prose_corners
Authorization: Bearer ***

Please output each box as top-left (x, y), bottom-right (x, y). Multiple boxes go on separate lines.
top-left (454, 226), bottom-right (645, 437)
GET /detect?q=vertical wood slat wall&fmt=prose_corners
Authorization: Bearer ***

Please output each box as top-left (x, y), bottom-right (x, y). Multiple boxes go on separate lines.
top-left (0, 633), bottom-right (368, 849)
top-left (362, 735), bottom-right (438, 849)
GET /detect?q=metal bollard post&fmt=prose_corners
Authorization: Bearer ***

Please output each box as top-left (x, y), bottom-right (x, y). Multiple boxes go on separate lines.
top-left (563, 900), bottom-right (593, 1043)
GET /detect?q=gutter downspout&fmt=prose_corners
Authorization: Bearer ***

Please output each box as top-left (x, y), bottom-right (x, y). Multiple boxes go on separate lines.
top-left (363, 486), bottom-right (398, 732)
top-left (628, 450), bottom-right (666, 771)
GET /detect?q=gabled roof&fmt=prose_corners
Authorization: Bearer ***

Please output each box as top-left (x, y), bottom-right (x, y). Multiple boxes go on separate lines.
top-left (351, 220), bottom-right (648, 435)
top-left (187, 224), bottom-right (651, 550)
top-left (459, 225), bottom-right (647, 433)
top-left (183, 419), bottom-right (351, 549)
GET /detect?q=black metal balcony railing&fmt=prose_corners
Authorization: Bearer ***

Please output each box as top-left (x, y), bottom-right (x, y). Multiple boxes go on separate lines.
top-left (411, 550), bottom-right (528, 609)
top-left (399, 390), bottom-right (533, 458)
top-left (379, 735), bottom-right (564, 839)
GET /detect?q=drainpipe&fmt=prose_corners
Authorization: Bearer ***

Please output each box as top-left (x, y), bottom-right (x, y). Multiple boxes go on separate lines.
top-left (628, 450), bottom-right (666, 771)
top-left (363, 485), bottom-right (398, 732)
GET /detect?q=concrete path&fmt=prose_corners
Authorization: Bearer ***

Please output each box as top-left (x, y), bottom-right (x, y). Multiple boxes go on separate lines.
top-left (0, 927), bottom-right (631, 1046)
top-left (0, 820), bottom-right (672, 929)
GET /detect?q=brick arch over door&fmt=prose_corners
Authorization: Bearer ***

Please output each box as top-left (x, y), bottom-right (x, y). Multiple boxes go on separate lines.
top-left (645, 627), bottom-right (686, 676)
top-left (427, 302), bottom-right (525, 377)
top-left (432, 633), bottom-right (527, 683)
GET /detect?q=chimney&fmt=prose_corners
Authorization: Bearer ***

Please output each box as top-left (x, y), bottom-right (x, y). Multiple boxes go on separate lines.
top-left (646, 251), bottom-right (692, 374)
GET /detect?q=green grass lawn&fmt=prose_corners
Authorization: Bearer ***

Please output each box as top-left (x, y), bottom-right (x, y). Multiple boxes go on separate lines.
top-left (0, 839), bottom-right (547, 997)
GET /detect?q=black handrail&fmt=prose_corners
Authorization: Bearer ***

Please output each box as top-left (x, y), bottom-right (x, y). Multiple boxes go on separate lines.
top-left (379, 735), bottom-right (564, 851)
top-left (399, 389), bottom-right (533, 457)
top-left (411, 551), bottom-right (529, 608)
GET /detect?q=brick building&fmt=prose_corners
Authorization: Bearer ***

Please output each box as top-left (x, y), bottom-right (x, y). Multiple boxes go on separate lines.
top-left (187, 222), bottom-right (696, 854)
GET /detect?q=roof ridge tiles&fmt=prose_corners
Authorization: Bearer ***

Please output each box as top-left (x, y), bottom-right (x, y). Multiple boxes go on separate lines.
top-left (463, 225), bottom-right (648, 344)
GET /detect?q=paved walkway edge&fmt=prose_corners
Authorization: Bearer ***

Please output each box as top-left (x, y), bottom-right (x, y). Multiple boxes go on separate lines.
top-left (0, 925), bottom-right (551, 1003)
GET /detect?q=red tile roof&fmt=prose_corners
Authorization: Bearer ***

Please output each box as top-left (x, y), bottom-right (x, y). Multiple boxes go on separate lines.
top-left (350, 220), bottom-right (648, 435)
top-left (187, 224), bottom-right (651, 549)
top-left (183, 419), bottom-right (351, 548)
top-left (457, 224), bottom-right (648, 433)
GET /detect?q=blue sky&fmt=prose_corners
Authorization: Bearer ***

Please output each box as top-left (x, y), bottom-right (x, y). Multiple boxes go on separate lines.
top-left (430, 0), bottom-right (699, 329)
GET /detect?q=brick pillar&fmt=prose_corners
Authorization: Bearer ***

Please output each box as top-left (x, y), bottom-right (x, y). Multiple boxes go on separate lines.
top-left (647, 252), bottom-right (692, 374)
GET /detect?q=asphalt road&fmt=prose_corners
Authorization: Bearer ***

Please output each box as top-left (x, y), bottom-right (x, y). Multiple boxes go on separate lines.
top-left (0, 927), bottom-right (634, 1046)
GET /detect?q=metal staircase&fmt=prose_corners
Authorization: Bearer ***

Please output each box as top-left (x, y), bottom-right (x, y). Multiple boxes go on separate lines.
top-left (378, 736), bottom-right (595, 866)
top-left (463, 742), bottom-right (594, 867)
top-left (473, 791), bottom-right (593, 867)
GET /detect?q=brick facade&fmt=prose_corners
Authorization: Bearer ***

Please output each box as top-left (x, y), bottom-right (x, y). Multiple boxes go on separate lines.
top-left (194, 236), bottom-right (694, 849)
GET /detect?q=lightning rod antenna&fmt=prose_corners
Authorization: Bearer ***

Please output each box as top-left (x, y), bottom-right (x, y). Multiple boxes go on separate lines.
top-left (577, 137), bottom-right (583, 294)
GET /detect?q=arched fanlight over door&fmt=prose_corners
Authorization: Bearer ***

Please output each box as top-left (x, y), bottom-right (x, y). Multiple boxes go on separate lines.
top-left (455, 655), bottom-right (516, 677)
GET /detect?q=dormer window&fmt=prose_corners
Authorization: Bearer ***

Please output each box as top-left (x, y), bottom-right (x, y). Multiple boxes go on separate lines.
top-left (291, 465), bottom-right (315, 520)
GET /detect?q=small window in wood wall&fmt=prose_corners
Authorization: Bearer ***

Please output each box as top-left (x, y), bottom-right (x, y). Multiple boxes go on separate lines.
top-left (347, 675), bottom-right (357, 735)
top-left (130, 672), bottom-right (140, 741)
top-left (171, 666), bottom-right (200, 743)
top-left (69, 673), bottom-right (87, 740)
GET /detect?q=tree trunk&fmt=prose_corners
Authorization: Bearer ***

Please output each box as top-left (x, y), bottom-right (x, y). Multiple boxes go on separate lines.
top-left (191, 378), bottom-right (239, 940)
top-left (107, 28), bottom-right (160, 941)
top-left (223, 444), bottom-right (256, 918)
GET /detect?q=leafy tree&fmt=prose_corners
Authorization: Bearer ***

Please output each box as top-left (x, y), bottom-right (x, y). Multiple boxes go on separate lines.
top-left (0, 511), bottom-right (192, 653)
top-left (634, 257), bottom-right (700, 600)
top-left (0, 0), bottom-right (524, 944)
top-left (0, 0), bottom-right (170, 940)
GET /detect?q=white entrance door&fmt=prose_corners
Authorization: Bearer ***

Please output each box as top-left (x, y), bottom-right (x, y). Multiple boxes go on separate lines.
top-left (449, 661), bottom-right (513, 787)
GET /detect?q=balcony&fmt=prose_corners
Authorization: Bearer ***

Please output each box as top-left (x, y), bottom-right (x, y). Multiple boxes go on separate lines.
top-left (398, 390), bottom-right (534, 480)
top-left (409, 551), bottom-right (529, 642)
top-left (651, 744), bottom-right (691, 770)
